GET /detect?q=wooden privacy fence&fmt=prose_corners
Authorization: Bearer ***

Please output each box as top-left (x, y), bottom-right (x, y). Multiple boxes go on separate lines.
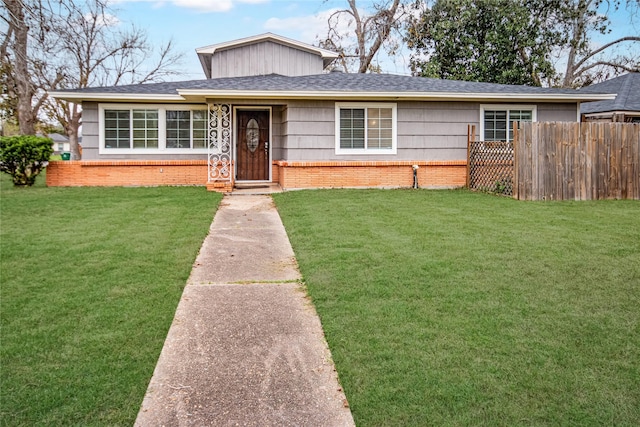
top-left (468, 122), bottom-right (640, 200)
top-left (515, 122), bottom-right (639, 200)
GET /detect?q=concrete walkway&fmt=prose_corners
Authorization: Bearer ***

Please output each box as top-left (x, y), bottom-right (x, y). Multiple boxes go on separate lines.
top-left (135, 195), bottom-right (355, 426)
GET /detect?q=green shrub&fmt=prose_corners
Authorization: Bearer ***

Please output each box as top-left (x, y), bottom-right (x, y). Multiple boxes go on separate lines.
top-left (0, 135), bottom-right (53, 186)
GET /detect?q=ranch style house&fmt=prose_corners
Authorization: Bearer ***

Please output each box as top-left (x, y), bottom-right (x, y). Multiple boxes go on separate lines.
top-left (49, 33), bottom-right (614, 192)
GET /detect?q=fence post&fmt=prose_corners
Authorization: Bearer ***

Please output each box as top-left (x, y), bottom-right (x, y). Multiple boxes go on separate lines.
top-left (513, 121), bottom-right (519, 199)
top-left (467, 124), bottom-right (474, 188)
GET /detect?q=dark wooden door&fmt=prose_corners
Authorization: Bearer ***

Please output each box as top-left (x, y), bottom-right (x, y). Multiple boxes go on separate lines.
top-left (236, 110), bottom-right (270, 181)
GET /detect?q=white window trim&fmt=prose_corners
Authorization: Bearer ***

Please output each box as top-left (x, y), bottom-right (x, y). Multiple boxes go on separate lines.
top-left (335, 102), bottom-right (397, 155)
top-left (99, 103), bottom-right (209, 155)
top-left (479, 104), bottom-right (537, 142)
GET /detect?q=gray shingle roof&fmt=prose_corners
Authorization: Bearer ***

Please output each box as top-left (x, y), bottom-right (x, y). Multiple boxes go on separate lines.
top-left (57, 72), bottom-right (599, 96)
top-left (580, 73), bottom-right (640, 114)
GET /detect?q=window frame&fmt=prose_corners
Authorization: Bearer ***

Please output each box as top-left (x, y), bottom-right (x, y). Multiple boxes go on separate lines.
top-left (479, 104), bottom-right (537, 142)
top-left (99, 103), bottom-right (209, 154)
top-left (335, 102), bottom-right (397, 155)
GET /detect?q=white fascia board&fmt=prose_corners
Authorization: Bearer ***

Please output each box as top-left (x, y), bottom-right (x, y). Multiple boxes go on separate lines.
top-left (49, 89), bottom-right (616, 103)
top-left (583, 110), bottom-right (640, 117)
top-left (48, 91), bottom-right (185, 102)
top-left (177, 89), bottom-right (617, 102)
top-left (196, 33), bottom-right (339, 59)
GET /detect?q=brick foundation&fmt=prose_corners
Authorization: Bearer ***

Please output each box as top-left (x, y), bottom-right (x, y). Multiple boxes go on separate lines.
top-left (274, 160), bottom-right (467, 189)
top-left (46, 159), bottom-right (467, 191)
top-left (46, 160), bottom-right (212, 187)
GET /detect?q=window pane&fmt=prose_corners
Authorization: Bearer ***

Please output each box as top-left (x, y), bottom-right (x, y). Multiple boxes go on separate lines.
top-left (484, 110), bottom-right (507, 141)
top-left (365, 108), bottom-right (393, 150)
top-left (104, 109), bottom-right (130, 148)
top-left (379, 118), bottom-right (392, 129)
top-left (379, 108), bottom-right (392, 119)
top-left (166, 110), bottom-right (191, 149)
top-left (193, 110), bottom-right (207, 149)
top-left (340, 108), bottom-right (365, 149)
top-left (380, 138), bottom-right (392, 149)
top-left (130, 109), bottom-right (159, 148)
top-left (508, 110), bottom-right (532, 140)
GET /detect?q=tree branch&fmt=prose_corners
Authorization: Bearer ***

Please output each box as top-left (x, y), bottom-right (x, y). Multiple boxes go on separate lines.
top-left (572, 36), bottom-right (640, 71)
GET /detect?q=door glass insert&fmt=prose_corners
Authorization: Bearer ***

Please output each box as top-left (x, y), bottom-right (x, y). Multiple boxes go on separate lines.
top-left (246, 118), bottom-right (259, 152)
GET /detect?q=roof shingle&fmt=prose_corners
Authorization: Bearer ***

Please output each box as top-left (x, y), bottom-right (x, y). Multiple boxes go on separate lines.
top-left (58, 72), bottom-right (603, 96)
top-left (580, 73), bottom-right (640, 114)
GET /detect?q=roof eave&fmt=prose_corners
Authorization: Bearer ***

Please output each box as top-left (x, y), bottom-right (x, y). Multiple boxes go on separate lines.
top-left (583, 110), bottom-right (640, 117)
top-left (49, 90), bottom-right (616, 104)
top-left (177, 90), bottom-right (617, 103)
top-left (48, 91), bottom-right (185, 102)
top-left (195, 33), bottom-right (339, 59)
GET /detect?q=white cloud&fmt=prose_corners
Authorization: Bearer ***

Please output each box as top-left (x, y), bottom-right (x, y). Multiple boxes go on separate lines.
top-left (110, 0), bottom-right (267, 13)
top-left (84, 12), bottom-right (120, 27)
top-left (171, 0), bottom-right (233, 12)
top-left (264, 8), bottom-right (348, 44)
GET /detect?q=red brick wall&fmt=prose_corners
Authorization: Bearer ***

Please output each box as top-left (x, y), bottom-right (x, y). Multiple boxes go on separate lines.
top-left (274, 161), bottom-right (466, 189)
top-left (46, 160), bottom-right (209, 187)
top-left (47, 159), bottom-right (467, 191)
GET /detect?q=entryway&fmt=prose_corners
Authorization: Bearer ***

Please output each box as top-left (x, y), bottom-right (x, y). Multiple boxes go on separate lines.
top-left (236, 109), bottom-right (270, 182)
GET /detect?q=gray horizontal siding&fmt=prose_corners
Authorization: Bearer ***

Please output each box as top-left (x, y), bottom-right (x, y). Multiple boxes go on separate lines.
top-left (84, 99), bottom-right (579, 162)
top-left (282, 100), bottom-right (479, 161)
top-left (81, 102), bottom-right (99, 160)
top-left (537, 103), bottom-right (577, 122)
top-left (211, 41), bottom-right (324, 78)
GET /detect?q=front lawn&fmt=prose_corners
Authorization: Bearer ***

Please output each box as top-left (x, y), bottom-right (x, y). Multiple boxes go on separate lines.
top-left (0, 175), bottom-right (221, 425)
top-left (274, 189), bottom-right (640, 426)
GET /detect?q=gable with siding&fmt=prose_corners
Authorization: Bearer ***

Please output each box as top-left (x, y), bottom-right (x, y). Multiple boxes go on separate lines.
top-left (196, 33), bottom-right (339, 79)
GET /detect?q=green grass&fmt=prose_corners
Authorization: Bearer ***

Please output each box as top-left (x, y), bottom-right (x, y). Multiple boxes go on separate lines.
top-left (0, 173), bottom-right (221, 425)
top-left (274, 189), bottom-right (640, 426)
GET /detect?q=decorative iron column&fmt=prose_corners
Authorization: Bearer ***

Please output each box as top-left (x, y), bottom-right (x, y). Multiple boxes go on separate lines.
top-left (207, 103), bottom-right (232, 183)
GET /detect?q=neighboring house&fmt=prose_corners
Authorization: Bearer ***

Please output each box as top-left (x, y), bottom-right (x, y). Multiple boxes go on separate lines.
top-left (48, 33), bottom-right (613, 192)
top-left (580, 73), bottom-right (640, 123)
top-left (48, 133), bottom-right (70, 153)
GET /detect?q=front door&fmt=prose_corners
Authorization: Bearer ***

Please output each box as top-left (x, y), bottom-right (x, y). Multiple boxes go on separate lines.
top-left (236, 110), bottom-right (270, 181)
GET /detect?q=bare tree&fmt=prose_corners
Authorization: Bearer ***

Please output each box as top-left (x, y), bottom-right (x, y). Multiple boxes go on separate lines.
top-left (1, 0), bottom-right (183, 158)
top-left (319, 0), bottom-right (409, 73)
top-left (2, 0), bottom-right (40, 135)
top-left (558, 0), bottom-right (640, 87)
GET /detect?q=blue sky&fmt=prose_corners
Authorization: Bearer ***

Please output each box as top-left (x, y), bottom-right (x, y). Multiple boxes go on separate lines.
top-left (110, 0), bottom-right (639, 81)
top-left (111, 0), bottom-right (412, 80)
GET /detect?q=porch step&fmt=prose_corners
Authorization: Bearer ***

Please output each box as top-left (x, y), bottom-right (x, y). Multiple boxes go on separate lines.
top-left (232, 183), bottom-right (283, 194)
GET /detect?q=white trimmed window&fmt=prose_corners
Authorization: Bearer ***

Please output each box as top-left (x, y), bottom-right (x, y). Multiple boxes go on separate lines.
top-left (480, 105), bottom-right (536, 142)
top-left (166, 110), bottom-right (207, 149)
top-left (335, 103), bottom-right (397, 155)
top-left (99, 104), bottom-right (208, 154)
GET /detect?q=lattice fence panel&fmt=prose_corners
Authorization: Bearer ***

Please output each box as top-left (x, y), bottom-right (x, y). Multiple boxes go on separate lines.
top-left (468, 140), bottom-right (514, 196)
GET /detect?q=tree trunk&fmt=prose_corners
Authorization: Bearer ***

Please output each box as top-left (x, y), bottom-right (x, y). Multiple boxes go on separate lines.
top-left (5, 0), bottom-right (37, 134)
top-left (65, 106), bottom-right (82, 160)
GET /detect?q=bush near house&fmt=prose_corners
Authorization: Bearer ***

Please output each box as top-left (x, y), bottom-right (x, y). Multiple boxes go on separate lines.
top-left (0, 135), bottom-right (53, 186)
